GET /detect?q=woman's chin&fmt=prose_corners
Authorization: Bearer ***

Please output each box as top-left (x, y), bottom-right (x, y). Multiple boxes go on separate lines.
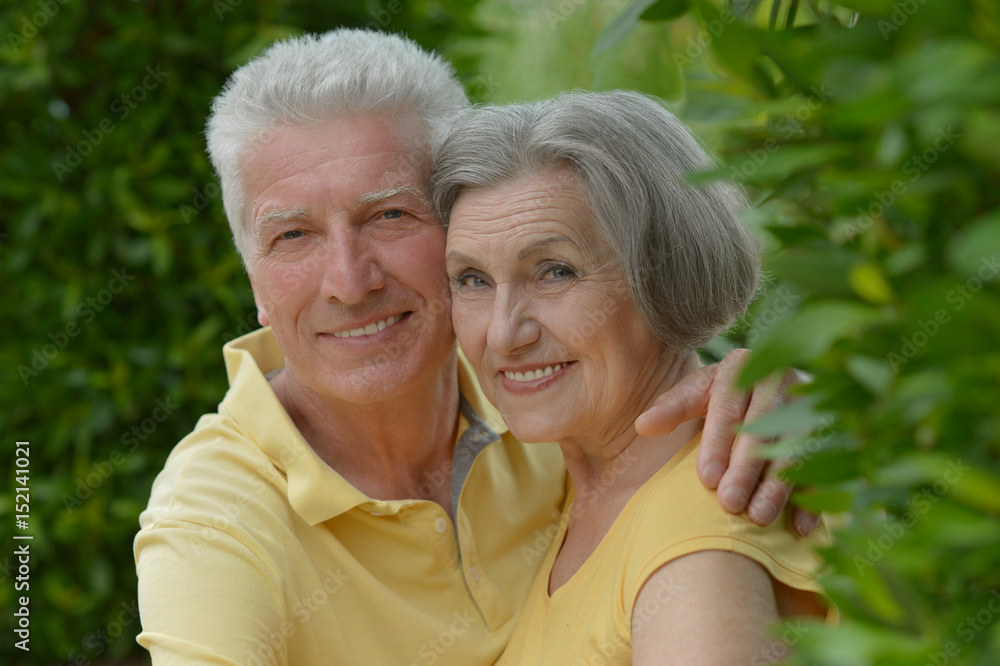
top-left (504, 414), bottom-right (569, 444)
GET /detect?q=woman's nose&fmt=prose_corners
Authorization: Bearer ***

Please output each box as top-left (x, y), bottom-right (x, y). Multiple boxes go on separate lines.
top-left (486, 287), bottom-right (541, 356)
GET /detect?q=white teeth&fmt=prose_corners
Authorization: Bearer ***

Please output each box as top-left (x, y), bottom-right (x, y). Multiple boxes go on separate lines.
top-left (332, 314), bottom-right (403, 338)
top-left (503, 363), bottom-right (567, 382)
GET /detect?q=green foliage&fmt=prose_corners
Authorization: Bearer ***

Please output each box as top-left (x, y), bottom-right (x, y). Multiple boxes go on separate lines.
top-left (590, 0), bottom-right (1000, 663)
top-left (4, 0), bottom-right (998, 664)
top-left (0, 1), bottom-right (482, 663)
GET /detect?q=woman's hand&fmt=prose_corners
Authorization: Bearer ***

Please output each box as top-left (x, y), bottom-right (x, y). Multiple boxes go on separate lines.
top-left (634, 349), bottom-right (821, 536)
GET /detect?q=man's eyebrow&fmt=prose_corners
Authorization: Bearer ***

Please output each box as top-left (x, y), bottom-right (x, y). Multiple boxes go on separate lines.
top-left (358, 185), bottom-right (429, 207)
top-left (517, 234), bottom-right (578, 260)
top-left (253, 207), bottom-right (309, 245)
top-left (255, 207), bottom-right (310, 226)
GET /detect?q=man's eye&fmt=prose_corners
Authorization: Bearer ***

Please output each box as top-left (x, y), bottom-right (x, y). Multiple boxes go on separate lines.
top-left (281, 230), bottom-right (303, 240)
top-left (383, 209), bottom-right (403, 219)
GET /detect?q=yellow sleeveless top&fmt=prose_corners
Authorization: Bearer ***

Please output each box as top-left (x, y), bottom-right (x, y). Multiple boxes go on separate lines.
top-left (496, 435), bottom-right (830, 665)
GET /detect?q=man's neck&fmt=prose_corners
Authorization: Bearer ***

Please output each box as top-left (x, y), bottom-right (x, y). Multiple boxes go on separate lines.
top-left (269, 350), bottom-right (461, 513)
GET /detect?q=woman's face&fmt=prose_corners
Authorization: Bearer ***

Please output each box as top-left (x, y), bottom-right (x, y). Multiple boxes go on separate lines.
top-left (445, 168), bottom-right (667, 444)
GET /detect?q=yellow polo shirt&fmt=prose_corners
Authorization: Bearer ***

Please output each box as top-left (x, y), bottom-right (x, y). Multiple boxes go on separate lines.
top-left (134, 327), bottom-right (566, 665)
top-left (497, 435), bottom-right (830, 665)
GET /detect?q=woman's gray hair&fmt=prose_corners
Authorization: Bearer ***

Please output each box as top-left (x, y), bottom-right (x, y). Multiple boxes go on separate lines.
top-left (432, 90), bottom-right (761, 350)
top-left (206, 29), bottom-right (469, 265)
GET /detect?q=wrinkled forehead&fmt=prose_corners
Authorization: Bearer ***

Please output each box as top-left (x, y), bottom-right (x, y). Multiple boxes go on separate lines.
top-left (247, 112), bottom-right (431, 179)
top-left (446, 168), bottom-right (608, 256)
top-left (242, 114), bottom-right (434, 206)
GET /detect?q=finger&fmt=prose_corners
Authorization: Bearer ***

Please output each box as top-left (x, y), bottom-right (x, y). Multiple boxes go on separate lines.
top-left (746, 461), bottom-right (794, 525)
top-left (634, 364), bottom-right (713, 438)
top-left (695, 349), bottom-right (753, 489)
top-left (793, 507), bottom-right (821, 537)
top-left (716, 434), bottom-right (769, 513)
top-left (716, 365), bottom-right (787, 510)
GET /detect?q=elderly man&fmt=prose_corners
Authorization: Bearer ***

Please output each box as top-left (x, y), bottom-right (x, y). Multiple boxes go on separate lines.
top-left (135, 29), bottom-right (812, 665)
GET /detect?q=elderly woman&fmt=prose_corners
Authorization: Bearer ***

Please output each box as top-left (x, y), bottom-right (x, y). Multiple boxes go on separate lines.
top-left (432, 91), bottom-right (829, 665)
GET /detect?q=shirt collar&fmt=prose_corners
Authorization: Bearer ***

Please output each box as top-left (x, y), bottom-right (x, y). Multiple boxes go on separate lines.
top-left (219, 328), bottom-right (507, 526)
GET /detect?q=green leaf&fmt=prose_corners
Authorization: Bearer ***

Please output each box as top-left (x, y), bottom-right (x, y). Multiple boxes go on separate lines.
top-left (848, 262), bottom-right (895, 305)
top-left (743, 301), bottom-right (885, 384)
top-left (693, 0), bottom-right (761, 84)
top-left (792, 488), bottom-right (853, 513)
top-left (742, 394), bottom-right (834, 437)
top-left (845, 355), bottom-right (894, 395)
top-left (767, 247), bottom-right (859, 296)
top-left (593, 0), bottom-right (660, 56)
top-left (946, 210), bottom-right (1000, 278)
top-left (640, 0), bottom-right (690, 22)
top-left (783, 448), bottom-right (860, 485)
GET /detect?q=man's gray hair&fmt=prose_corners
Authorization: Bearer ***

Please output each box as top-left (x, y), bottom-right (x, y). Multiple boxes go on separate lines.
top-left (206, 29), bottom-right (469, 265)
top-left (432, 90), bottom-right (761, 350)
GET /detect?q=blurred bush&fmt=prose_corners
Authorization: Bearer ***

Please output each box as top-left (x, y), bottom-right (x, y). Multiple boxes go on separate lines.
top-left (590, 0), bottom-right (1000, 664)
top-left (0, 1), bottom-right (481, 663)
top-left (4, 0), bottom-right (999, 664)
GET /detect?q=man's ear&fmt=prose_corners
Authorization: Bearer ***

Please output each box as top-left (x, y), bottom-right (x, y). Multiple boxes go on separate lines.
top-left (249, 277), bottom-right (271, 328)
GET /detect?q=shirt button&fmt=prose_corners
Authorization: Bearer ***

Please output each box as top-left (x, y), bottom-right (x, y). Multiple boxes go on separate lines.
top-left (435, 517), bottom-right (447, 534)
top-left (469, 567), bottom-right (480, 583)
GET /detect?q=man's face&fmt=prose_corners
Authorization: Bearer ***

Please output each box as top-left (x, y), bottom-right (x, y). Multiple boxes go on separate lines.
top-left (243, 114), bottom-right (455, 405)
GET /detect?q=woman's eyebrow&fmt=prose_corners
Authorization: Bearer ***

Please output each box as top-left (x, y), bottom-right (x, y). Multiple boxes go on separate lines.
top-left (444, 250), bottom-right (479, 268)
top-left (517, 234), bottom-right (577, 260)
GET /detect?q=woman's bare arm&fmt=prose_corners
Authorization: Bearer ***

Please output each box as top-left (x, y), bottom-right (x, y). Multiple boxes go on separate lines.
top-left (631, 550), bottom-right (779, 666)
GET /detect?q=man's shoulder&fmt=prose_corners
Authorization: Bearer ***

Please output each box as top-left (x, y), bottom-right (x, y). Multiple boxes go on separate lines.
top-left (139, 409), bottom-right (291, 535)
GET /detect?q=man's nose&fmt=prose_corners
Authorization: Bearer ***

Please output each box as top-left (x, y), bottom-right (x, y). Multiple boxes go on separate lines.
top-left (319, 227), bottom-right (386, 305)
top-left (486, 286), bottom-right (541, 356)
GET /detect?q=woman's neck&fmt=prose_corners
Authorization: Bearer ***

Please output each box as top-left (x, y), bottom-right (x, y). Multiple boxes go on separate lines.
top-left (557, 348), bottom-right (702, 497)
top-left (548, 348), bottom-right (704, 593)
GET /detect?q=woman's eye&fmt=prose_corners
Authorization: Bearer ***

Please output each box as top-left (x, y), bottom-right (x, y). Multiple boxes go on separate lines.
top-left (383, 209), bottom-right (403, 219)
top-left (457, 274), bottom-right (488, 288)
top-left (281, 230), bottom-right (303, 240)
top-left (542, 265), bottom-right (575, 280)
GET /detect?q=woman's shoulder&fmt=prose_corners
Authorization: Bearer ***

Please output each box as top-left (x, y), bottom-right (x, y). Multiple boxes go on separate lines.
top-left (618, 438), bottom-right (828, 609)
